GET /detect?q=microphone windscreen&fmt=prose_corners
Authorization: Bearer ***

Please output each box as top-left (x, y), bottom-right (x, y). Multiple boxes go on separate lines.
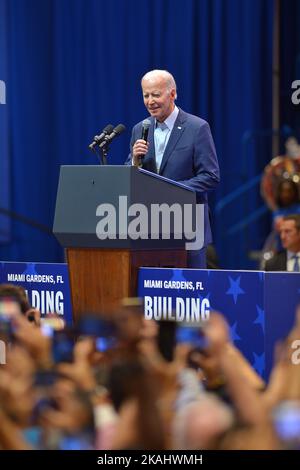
top-left (113, 123), bottom-right (126, 135)
top-left (103, 124), bottom-right (114, 134)
top-left (142, 119), bottom-right (151, 129)
top-left (141, 119), bottom-right (151, 142)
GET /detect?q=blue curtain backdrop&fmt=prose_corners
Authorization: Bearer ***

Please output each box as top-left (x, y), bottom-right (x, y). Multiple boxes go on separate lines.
top-left (280, 0), bottom-right (300, 143)
top-left (0, 0), bottom-right (274, 269)
top-left (0, 0), bottom-right (10, 243)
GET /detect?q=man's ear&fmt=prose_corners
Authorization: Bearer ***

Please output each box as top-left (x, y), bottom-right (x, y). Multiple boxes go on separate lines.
top-left (170, 88), bottom-right (177, 100)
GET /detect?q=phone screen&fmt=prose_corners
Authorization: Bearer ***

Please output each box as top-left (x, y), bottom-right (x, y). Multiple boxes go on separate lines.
top-left (52, 329), bottom-right (74, 363)
top-left (77, 316), bottom-right (115, 338)
top-left (273, 401), bottom-right (300, 446)
top-left (34, 370), bottom-right (60, 387)
top-left (95, 336), bottom-right (116, 352)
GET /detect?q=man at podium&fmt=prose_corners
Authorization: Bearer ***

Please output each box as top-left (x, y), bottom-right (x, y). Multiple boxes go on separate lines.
top-left (126, 69), bottom-right (220, 268)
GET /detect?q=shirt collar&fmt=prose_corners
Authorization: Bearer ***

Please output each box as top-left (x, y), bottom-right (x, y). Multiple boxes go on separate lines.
top-left (156, 105), bottom-right (179, 131)
top-left (287, 251), bottom-right (300, 260)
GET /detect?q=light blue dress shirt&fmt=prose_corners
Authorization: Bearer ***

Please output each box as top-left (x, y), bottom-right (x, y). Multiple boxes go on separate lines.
top-left (287, 251), bottom-right (300, 271)
top-left (154, 106), bottom-right (179, 172)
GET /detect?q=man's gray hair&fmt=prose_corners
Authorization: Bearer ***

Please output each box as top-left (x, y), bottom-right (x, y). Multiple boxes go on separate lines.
top-left (141, 69), bottom-right (177, 98)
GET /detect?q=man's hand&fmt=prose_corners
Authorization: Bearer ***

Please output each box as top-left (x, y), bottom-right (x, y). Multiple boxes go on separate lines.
top-left (132, 139), bottom-right (149, 166)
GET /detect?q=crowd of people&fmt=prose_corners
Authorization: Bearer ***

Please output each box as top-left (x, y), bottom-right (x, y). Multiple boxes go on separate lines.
top-left (0, 283), bottom-right (300, 450)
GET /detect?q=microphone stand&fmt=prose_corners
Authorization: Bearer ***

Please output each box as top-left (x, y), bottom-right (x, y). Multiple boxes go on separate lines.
top-left (100, 143), bottom-right (108, 165)
top-left (91, 146), bottom-right (104, 165)
top-left (94, 141), bottom-right (109, 165)
top-left (89, 124), bottom-right (126, 164)
top-left (89, 139), bottom-right (109, 165)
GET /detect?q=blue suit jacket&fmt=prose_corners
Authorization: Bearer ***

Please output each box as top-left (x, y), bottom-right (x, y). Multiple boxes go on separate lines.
top-left (126, 108), bottom-right (220, 246)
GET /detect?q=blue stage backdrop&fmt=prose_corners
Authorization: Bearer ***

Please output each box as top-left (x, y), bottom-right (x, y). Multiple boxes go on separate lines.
top-left (280, 0), bottom-right (300, 143)
top-left (0, 0), bottom-right (274, 269)
top-left (0, 0), bottom-right (10, 243)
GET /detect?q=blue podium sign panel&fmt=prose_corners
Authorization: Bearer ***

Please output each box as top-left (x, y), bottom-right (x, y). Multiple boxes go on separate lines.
top-left (0, 261), bottom-right (72, 325)
top-left (1, 260), bottom-right (299, 378)
top-left (264, 272), bottom-right (300, 377)
top-left (138, 268), bottom-right (300, 379)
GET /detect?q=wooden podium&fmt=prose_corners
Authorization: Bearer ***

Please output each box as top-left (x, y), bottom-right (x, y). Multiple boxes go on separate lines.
top-left (53, 166), bottom-right (196, 321)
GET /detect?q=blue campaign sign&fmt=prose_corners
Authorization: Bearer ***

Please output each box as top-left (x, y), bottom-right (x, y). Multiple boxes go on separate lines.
top-left (0, 261), bottom-right (72, 325)
top-left (265, 272), bottom-right (300, 377)
top-left (138, 268), bottom-right (265, 377)
top-left (138, 268), bottom-right (300, 379)
top-left (1, 260), bottom-right (299, 378)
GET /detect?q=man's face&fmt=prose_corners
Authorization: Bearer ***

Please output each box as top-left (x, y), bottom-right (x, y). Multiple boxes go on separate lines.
top-left (142, 75), bottom-right (176, 122)
top-left (280, 220), bottom-right (300, 252)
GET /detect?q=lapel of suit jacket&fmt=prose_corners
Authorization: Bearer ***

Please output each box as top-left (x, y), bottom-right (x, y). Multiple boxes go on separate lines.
top-left (159, 109), bottom-right (187, 175)
top-left (274, 251), bottom-right (288, 270)
top-left (144, 117), bottom-right (157, 171)
top-left (282, 251), bottom-right (288, 270)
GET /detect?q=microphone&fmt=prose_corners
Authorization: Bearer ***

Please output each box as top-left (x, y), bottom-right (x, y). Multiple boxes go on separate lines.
top-left (138, 119), bottom-right (151, 166)
top-left (89, 124), bottom-right (114, 150)
top-left (99, 123), bottom-right (126, 149)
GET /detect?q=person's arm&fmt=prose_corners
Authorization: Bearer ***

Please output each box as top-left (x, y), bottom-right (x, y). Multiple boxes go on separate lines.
top-left (263, 310), bottom-right (300, 408)
top-left (204, 313), bottom-right (268, 425)
top-left (179, 122), bottom-right (220, 193)
top-left (262, 354), bottom-right (289, 409)
top-left (124, 125), bottom-right (137, 165)
top-left (0, 408), bottom-right (33, 450)
top-left (225, 343), bottom-right (265, 390)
